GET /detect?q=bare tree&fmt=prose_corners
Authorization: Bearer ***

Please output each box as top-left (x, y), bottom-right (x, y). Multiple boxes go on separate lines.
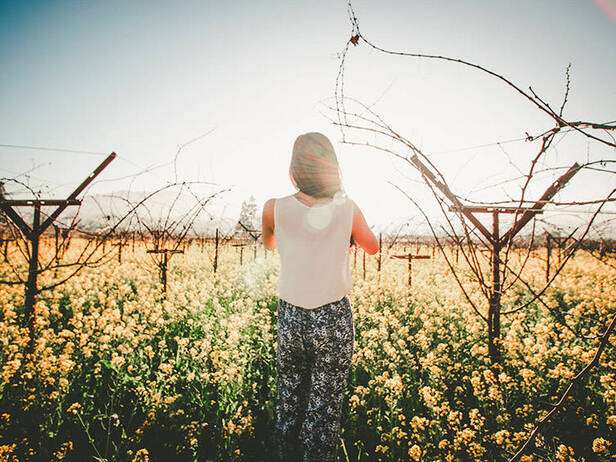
top-left (327, 2), bottom-right (616, 459)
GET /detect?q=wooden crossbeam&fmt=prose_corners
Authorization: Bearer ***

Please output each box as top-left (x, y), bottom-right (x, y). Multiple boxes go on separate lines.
top-left (0, 204), bottom-right (32, 238)
top-left (0, 200), bottom-right (81, 239)
top-left (1, 199), bottom-right (81, 206)
top-left (237, 220), bottom-right (261, 241)
top-left (499, 162), bottom-right (581, 246)
top-left (146, 249), bottom-right (184, 254)
top-left (389, 253), bottom-right (431, 286)
top-left (39, 153), bottom-right (116, 232)
top-left (412, 154), bottom-right (580, 249)
top-left (0, 153), bottom-right (116, 239)
top-left (449, 205), bottom-right (545, 214)
top-left (411, 154), bottom-right (493, 242)
top-left (390, 254), bottom-right (431, 260)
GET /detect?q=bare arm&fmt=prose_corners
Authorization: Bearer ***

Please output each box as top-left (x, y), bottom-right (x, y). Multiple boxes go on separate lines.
top-left (350, 200), bottom-right (379, 255)
top-left (261, 198), bottom-right (277, 250)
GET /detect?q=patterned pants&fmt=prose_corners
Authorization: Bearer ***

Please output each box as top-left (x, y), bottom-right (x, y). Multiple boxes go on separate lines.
top-left (274, 295), bottom-right (355, 462)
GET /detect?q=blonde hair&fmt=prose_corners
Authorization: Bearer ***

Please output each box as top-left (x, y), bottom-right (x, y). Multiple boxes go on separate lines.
top-left (290, 132), bottom-right (343, 198)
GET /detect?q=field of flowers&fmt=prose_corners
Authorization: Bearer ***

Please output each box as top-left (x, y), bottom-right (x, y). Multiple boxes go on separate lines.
top-left (0, 239), bottom-right (614, 461)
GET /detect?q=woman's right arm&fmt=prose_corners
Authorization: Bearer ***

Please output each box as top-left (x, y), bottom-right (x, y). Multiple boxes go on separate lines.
top-left (350, 200), bottom-right (379, 255)
top-left (261, 198), bottom-right (277, 250)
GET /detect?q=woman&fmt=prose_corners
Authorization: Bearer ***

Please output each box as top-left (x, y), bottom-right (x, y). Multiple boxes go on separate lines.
top-left (261, 132), bottom-right (379, 461)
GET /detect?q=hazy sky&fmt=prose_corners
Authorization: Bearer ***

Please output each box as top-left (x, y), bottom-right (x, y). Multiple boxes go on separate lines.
top-left (1, 0), bottom-right (615, 236)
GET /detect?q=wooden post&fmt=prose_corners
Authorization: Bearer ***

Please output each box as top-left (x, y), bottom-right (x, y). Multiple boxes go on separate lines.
top-left (146, 248), bottom-right (184, 293)
top-left (490, 210), bottom-right (501, 363)
top-left (408, 254), bottom-right (412, 286)
top-left (391, 254), bottom-right (430, 287)
top-left (232, 242), bottom-right (248, 266)
top-left (161, 252), bottom-right (168, 292)
top-left (377, 232), bottom-right (382, 272)
top-left (116, 240), bottom-right (125, 264)
top-left (362, 249), bottom-right (366, 280)
top-left (24, 204), bottom-right (41, 330)
top-left (214, 228), bottom-right (219, 273)
top-left (53, 225), bottom-right (60, 265)
top-left (545, 231), bottom-right (551, 283)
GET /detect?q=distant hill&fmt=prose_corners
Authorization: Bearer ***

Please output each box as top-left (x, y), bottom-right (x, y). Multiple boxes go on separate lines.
top-left (1, 189), bottom-right (239, 236)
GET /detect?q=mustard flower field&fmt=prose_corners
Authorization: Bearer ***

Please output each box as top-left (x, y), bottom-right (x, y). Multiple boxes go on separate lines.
top-left (0, 239), bottom-right (614, 461)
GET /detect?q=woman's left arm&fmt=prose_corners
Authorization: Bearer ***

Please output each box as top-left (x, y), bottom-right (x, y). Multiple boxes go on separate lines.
top-left (261, 198), bottom-right (277, 250)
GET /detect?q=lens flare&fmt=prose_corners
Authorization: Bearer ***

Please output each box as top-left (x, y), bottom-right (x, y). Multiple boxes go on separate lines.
top-left (305, 204), bottom-right (334, 230)
top-left (594, 0), bottom-right (616, 21)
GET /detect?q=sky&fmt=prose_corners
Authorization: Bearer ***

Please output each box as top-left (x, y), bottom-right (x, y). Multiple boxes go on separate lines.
top-left (1, 0), bottom-right (615, 237)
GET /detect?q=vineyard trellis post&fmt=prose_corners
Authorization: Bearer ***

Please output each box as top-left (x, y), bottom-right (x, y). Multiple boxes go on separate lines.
top-left (545, 226), bottom-right (579, 281)
top-left (362, 249), bottom-right (366, 279)
top-left (377, 232), bottom-right (382, 272)
top-left (53, 225), bottom-right (60, 265)
top-left (237, 220), bottom-right (261, 262)
top-left (232, 242), bottom-right (248, 266)
top-left (391, 253), bottom-right (430, 286)
top-left (213, 228), bottom-right (219, 273)
top-left (146, 248), bottom-right (184, 293)
top-left (545, 230), bottom-right (551, 283)
top-left (0, 152), bottom-right (116, 348)
top-left (115, 239), bottom-right (126, 264)
top-left (412, 154), bottom-right (581, 362)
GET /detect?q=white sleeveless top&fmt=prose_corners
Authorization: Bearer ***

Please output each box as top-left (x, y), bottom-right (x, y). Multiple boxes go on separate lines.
top-left (274, 193), bottom-right (354, 309)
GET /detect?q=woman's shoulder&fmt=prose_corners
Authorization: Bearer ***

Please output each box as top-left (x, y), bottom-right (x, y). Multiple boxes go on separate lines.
top-left (263, 197), bottom-right (279, 217)
top-left (343, 195), bottom-right (356, 211)
top-left (269, 194), bottom-right (293, 203)
top-left (264, 195), bottom-right (290, 213)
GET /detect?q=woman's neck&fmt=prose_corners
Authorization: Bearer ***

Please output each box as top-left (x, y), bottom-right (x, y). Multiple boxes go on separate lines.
top-left (294, 191), bottom-right (331, 206)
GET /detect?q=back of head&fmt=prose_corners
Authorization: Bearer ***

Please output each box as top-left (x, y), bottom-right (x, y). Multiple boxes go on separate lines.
top-left (290, 132), bottom-right (343, 199)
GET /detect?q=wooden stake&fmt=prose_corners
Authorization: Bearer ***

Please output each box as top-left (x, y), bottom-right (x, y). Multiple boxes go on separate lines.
top-left (213, 228), bottom-right (219, 273)
top-left (390, 254), bottom-right (430, 287)
top-left (146, 248), bottom-right (184, 293)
